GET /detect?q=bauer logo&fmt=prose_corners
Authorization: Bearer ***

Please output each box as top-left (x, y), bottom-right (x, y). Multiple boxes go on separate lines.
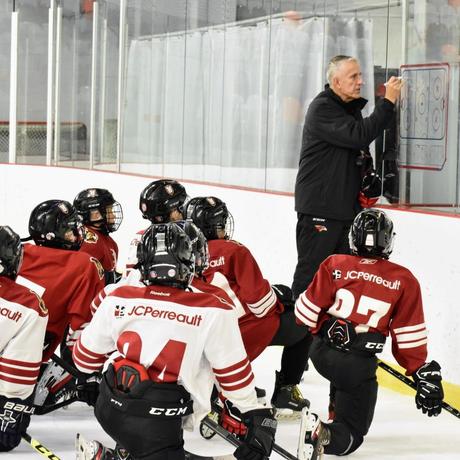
top-left (114, 305), bottom-right (126, 318)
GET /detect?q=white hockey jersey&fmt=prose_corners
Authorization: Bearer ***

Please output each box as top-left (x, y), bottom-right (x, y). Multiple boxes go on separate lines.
top-left (73, 283), bottom-right (259, 428)
top-left (0, 277), bottom-right (48, 399)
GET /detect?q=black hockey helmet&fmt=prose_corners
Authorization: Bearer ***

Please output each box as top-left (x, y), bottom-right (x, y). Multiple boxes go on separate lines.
top-left (179, 220), bottom-right (209, 276)
top-left (349, 208), bottom-right (395, 259)
top-left (185, 196), bottom-right (234, 240)
top-left (74, 188), bottom-right (123, 234)
top-left (0, 226), bottom-right (24, 279)
top-left (139, 179), bottom-right (187, 223)
top-left (29, 200), bottom-right (84, 251)
top-left (136, 223), bottom-right (195, 288)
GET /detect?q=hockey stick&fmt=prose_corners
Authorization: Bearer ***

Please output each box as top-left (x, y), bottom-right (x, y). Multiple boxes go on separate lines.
top-left (22, 432), bottom-right (61, 459)
top-left (206, 403), bottom-right (299, 460)
top-left (378, 361), bottom-right (460, 419)
top-left (34, 394), bottom-right (79, 415)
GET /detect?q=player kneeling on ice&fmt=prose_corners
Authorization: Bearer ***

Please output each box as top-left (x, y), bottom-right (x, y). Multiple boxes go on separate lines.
top-left (294, 209), bottom-right (444, 459)
top-left (0, 226), bottom-right (48, 452)
top-left (73, 223), bottom-right (276, 460)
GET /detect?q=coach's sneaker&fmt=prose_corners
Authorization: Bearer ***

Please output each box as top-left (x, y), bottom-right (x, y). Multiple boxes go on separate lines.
top-left (297, 408), bottom-right (331, 460)
top-left (271, 371), bottom-right (310, 420)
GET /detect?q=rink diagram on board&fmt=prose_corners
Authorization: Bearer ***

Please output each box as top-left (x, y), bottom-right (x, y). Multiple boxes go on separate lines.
top-left (4, 346), bottom-right (459, 460)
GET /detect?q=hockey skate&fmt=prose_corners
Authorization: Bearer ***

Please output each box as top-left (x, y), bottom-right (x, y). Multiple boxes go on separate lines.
top-left (271, 371), bottom-right (310, 420)
top-left (297, 407), bottom-right (331, 460)
top-left (76, 434), bottom-right (131, 460)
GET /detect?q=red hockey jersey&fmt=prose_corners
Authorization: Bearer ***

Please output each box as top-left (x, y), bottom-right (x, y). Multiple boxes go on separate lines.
top-left (73, 284), bottom-right (260, 428)
top-left (0, 277), bottom-right (48, 399)
top-left (80, 226), bottom-right (119, 272)
top-left (17, 244), bottom-right (105, 361)
top-left (204, 239), bottom-right (283, 360)
top-left (295, 254), bottom-right (428, 375)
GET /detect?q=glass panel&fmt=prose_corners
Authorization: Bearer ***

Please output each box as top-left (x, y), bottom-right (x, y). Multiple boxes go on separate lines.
top-left (401, 0), bottom-right (460, 212)
top-left (15, 0), bottom-right (50, 164)
top-left (0, 1), bottom-right (13, 163)
top-left (94, 0), bottom-right (120, 170)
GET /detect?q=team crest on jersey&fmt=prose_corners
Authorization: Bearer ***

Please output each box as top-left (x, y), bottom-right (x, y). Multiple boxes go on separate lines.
top-left (359, 258), bottom-right (378, 264)
top-left (114, 305), bottom-right (126, 318)
top-left (314, 225), bottom-right (327, 232)
top-left (332, 269), bottom-right (342, 280)
top-left (165, 184), bottom-right (174, 196)
top-left (90, 257), bottom-right (105, 280)
top-left (85, 229), bottom-right (98, 244)
top-left (30, 290), bottom-right (48, 315)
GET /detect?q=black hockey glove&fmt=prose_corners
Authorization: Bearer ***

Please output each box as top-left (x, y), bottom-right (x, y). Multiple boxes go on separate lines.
top-left (234, 408), bottom-right (277, 460)
top-left (272, 284), bottom-right (294, 310)
top-left (361, 170), bottom-right (382, 198)
top-left (76, 372), bottom-right (101, 407)
top-left (0, 395), bottom-right (34, 452)
top-left (413, 360), bottom-right (443, 417)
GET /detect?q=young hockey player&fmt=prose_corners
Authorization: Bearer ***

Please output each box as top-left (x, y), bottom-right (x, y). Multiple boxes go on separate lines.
top-left (186, 196), bottom-right (311, 419)
top-left (74, 188), bottom-right (123, 285)
top-left (124, 179), bottom-right (187, 276)
top-left (73, 223), bottom-right (277, 460)
top-left (295, 209), bottom-right (444, 459)
top-left (17, 200), bottom-right (106, 407)
top-left (0, 226), bottom-right (48, 452)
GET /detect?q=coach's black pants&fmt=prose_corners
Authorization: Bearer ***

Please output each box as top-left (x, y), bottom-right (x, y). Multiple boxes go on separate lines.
top-left (309, 337), bottom-right (378, 456)
top-left (291, 214), bottom-right (352, 299)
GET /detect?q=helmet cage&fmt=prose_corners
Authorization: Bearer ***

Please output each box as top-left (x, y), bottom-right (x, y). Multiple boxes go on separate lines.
top-left (185, 197), bottom-right (234, 240)
top-left (137, 223), bottom-right (195, 288)
top-left (0, 226), bottom-right (24, 279)
top-left (74, 189), bottom-right (123, 234)
top-left (349, 209), bottom-right (395, 259)
top-left (180, 220), bottom-right (209, 276)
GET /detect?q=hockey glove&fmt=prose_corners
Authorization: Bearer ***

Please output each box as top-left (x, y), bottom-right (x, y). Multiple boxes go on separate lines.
top-left (272, 284), bottom-right (294, 310)
top-left (234, 408), bottom-right (277, 460)
top-left (358, 191), bottom-right (379, 209)
top-left (0, 395), bottom-right (34, 452)
top-left (76, 372), bottom-right (101, 407)
top-left (220, 399), bottom-right (247, 436)
top-left (361, 170), bottom-right (382, 198)
top-left (413, 360), bottom-right (444, 417)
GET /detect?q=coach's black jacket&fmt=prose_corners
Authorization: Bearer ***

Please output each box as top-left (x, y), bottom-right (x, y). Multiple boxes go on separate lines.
top-left (294, 86), bottom-right (395, 221)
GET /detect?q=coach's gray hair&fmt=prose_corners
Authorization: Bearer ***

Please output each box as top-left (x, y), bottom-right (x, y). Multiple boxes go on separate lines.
top-left (326, 55), bottom-right (358, 84)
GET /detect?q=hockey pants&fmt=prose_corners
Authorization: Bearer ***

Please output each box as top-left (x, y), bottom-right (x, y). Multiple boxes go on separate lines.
top-left (95, 365), bottom-right (192, 460)
top-left (309, 337), bottom-right (378, 456)
top-left (291, 214), bottom-right (351, 299)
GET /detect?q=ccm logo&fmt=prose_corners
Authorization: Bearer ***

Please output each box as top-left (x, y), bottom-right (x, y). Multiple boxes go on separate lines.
top-left (149, 407), bottom-right (188, 416)
top-left (365, 342), bottom-right (384, 350)
top-left (4, 402), bottom-right (34, 414)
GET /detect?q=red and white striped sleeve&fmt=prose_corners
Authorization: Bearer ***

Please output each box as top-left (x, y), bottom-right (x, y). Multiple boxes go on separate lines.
top-left (390, 274), bottom-right (428, 375)
top-left (295, 291), bottom-right (322, 329)
top-left (204, 309), bottom-right (258, 413)
top-left (72, 295), bottom-right (117, 374)
top-left (0, 290), bottom-right (48, 399)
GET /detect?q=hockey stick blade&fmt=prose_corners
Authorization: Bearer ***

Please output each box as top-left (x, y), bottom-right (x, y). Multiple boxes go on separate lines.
top-left (22, 432), bottom-right (61, 460)
top-left (207, 402), bottom-right (299, 460)
top-left (378, 361), bottom-right (460, 419)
